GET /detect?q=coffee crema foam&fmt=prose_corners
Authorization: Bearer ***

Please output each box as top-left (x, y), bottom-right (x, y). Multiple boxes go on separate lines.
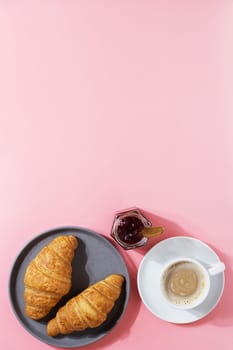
top-left (162, 261), bottom-right (205, 306)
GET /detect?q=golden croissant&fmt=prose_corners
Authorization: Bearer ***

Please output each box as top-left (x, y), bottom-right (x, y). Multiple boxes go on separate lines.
top-left (24, 235), bottom-right (78, 320)
top-left (47, 274), bottom-right (124, 336)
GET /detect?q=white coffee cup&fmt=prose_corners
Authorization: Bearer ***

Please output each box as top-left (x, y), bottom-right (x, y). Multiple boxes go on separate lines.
top-left (160, 257), bottom-right (225, 310)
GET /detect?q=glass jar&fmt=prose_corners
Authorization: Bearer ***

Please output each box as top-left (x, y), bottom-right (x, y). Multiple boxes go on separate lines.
top-left (111, 207), bottom-right (152, 250)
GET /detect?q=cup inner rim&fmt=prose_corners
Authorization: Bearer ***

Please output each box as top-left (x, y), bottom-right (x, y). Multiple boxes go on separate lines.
top-left (160, 258), bottom-right (210, 309)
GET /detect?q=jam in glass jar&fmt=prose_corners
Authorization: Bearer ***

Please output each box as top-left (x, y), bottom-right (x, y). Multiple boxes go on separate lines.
top-left (111, 207), bottom-right (152, 249)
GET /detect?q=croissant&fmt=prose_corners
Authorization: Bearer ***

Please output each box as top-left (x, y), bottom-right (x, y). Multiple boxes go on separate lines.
top-left (24, 235), bottom-right (78, 320)
top-left (47, 274), bottom-right (124, 336)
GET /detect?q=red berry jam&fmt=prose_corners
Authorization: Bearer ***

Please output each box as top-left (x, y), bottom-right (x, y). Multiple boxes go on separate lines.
top-left (117, 216), bottom-right (144, 244)
top-left (111, 208), bottom-right (152, 249)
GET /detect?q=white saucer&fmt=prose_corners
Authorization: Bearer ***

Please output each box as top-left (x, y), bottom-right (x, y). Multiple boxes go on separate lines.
top-left (137, 236), bottom-right (225, 324)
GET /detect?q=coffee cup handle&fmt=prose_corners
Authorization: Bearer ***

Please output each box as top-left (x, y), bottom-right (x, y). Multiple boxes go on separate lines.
top-left (208, 262), bottom-right (225, 276)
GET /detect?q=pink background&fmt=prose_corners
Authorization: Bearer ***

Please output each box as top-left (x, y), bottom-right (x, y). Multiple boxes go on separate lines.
top-left (1, 1), bottom-right (233, 349)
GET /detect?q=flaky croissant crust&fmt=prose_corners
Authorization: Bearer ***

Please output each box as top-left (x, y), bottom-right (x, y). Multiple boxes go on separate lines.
top-left (24, 235), bottom-right (78, 320)
top-left (47, 274), bottom-right (124, 336)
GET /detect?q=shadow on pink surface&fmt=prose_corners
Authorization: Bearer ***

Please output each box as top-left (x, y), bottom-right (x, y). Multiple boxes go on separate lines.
top-left (135, 209), bottom-right (195, 255)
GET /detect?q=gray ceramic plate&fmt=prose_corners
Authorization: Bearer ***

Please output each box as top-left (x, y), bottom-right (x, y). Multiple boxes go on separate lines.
top-left (9, 227), bottom-right (130, 348)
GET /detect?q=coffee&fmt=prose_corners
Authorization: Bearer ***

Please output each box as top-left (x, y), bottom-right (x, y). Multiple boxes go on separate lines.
top-left (162, 261), bottom-right (205, 306)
